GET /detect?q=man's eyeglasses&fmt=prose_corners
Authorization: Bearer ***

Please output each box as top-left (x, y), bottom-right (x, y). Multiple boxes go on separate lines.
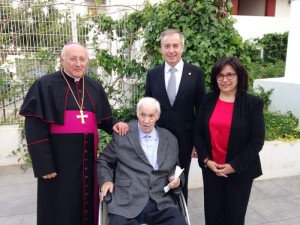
top-left (216, 72), bottom-right (236, 81)
top-left (69, 57), bottom-right (87, 63)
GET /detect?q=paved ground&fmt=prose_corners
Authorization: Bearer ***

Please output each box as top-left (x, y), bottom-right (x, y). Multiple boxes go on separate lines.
top-left (1, 165), bottom-right (300, 225)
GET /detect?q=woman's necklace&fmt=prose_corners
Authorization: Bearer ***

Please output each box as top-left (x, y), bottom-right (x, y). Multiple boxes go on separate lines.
top-left (61, 69), bottom-right (88, 124)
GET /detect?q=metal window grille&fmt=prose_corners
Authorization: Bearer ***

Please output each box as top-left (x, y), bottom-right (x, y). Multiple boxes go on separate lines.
top-left (1, 0), bottom-right (144, 125)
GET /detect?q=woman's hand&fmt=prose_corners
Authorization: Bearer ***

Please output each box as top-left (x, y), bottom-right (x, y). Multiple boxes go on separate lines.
top-left (207, 160), bottom-right (235, 178)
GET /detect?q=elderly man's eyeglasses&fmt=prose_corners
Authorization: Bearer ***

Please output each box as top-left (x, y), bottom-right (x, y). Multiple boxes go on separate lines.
top-left (216, 72), bottom-right (236, 81)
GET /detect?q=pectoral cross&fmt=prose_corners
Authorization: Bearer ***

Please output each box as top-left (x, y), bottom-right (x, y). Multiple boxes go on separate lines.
top-left (77, 110), bottom-right (88, 124)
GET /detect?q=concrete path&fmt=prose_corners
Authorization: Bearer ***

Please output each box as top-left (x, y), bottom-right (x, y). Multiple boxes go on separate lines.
top-left (1, 165), bottom-right (300, 225)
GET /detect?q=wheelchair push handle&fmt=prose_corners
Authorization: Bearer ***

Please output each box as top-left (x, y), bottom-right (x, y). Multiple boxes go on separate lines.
top-left (103, 191), bottom-right (112, 203)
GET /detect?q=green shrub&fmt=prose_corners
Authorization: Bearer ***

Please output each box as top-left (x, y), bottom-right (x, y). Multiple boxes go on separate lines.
top-left (264, 111), bottom-right (300, 141)
top-left (243, 32), bottom-right (288, 64)
top-left (253, 86), bottom-right (300, 142)
top-left (242, 39), bottom-right (263, 64)
top-left (257, 32), bottom-right (288, 64)
top-left (248, 60), bottom-right (285, 90)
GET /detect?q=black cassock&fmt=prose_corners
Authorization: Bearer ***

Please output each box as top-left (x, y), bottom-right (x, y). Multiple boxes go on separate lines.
top-left (19, 70), bottom-right (116, 225)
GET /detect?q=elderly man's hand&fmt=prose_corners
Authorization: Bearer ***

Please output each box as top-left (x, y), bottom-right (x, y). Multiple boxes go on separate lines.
top-left (113, 122), bottom-right (129, 136)
top-left (168, 175), bottom-right (180, 189)
top-left (100, 182), bottom-right (114, 201)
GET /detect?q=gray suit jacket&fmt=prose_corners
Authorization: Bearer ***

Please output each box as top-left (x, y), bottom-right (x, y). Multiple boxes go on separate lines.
top-left (96, 120), bottom-right (184, 218)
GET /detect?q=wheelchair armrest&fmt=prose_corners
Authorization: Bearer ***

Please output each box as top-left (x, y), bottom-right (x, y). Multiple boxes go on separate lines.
top-left (103, 192), bottom-right (112, 203)
top-left (171, 186), bottom-right (181, 196)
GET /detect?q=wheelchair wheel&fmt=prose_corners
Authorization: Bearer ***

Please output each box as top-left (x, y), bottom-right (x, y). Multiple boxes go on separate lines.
top-left (99, 200), bottom-right (109, 225)
top-left (99, 191), bottom-right (191, 225)
top-left (177, 191), bottom-right (191, 225)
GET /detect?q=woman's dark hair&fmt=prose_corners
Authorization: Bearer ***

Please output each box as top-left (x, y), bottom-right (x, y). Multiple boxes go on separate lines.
top-left (210, 56), bottom-right (248, 96)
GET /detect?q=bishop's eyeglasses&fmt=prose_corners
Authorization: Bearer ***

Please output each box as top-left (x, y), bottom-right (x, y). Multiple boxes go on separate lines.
top-left (68, 57), bottom-right (87, 63)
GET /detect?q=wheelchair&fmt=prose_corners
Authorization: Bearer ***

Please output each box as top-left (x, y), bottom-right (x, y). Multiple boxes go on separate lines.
top-left (98, 188), bottom-right (191, 225)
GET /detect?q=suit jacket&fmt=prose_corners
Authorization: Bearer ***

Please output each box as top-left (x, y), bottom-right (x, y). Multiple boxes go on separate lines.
top-left (96, 121), bottom-right (184, 218)
top-left (145, 62), bottom-right (205, 156)
top-left (194, 92), bottom-right (265, 181)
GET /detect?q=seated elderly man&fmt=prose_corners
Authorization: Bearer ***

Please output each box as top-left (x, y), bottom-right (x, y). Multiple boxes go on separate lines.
top-left (97, 97), bottom-right (187, 225)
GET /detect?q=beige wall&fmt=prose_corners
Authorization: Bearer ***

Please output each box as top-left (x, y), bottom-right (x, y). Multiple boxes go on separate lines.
top-left (276, 0), bottom-right (291, 17)
top-left (0, 125), bottom-right (20, 166)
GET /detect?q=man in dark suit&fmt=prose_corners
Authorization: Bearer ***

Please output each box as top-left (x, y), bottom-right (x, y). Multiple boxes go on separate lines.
top-left (145, 29), bottom-right (206, 200)
top-left (97, 97), bottom-right (187, 225)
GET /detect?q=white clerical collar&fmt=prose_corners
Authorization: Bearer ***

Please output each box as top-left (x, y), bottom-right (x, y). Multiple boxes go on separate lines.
top-left (63, 69), bottom-right (83, 82)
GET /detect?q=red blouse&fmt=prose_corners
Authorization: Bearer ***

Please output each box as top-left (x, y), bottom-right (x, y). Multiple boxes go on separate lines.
top-left (209, 98), bottom-right (234, 164)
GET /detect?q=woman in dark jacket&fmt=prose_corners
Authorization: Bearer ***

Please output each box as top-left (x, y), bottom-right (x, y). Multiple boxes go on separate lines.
top-left (194, 57), bottom-right (265, 225)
